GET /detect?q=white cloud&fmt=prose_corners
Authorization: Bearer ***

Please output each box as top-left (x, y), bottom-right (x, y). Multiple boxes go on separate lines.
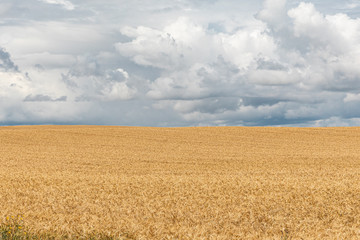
top-left (256, 0), bottom-right (287, 28)
top-left (163, 17), bottom-right (205, 46)
top-left (314, 117), bottom-right (360, 127)
top-left (248, 69), bottom-right (298, 85)
top-left (116, 26), bottom-right (182, 70)
top-left (0, 72), bottom-right (30, 100)
top-left (39, 0), bottom-right (75, 10)
top-left (288, 3), bottom-right (347, 53)
top-left (344, 93), bottom-right (360, 102)
top-left (116, 68), bottom-right (129, 79)
top-left (101, 82), bottom-right (137, 101)
top-left (1, 0), bottom-right (360, 126)
top-left (116, 17), bottom-right (275, 71)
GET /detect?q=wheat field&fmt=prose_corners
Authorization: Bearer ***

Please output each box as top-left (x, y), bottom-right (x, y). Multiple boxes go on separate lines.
top-left (0, 126), bottom-right (360, 239)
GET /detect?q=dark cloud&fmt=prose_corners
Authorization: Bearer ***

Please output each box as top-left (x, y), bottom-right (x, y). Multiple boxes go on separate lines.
top-left (241, 97), bottom-right (288, 107)
top-left (0, 48), bottom-right (18, 71)
top-left (24, 94), bottom-right (67, 102)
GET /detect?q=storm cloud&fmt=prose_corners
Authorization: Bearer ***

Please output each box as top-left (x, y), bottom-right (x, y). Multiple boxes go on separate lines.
top-left (1, 0), bottom-right (360, 126)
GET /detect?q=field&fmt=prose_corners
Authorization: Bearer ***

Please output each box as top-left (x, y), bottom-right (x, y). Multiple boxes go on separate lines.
top-left (0, 126), bottom-right (360, 239)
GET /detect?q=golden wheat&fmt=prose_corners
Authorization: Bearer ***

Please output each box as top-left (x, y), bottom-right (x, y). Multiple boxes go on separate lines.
top-left (0, 126), bottom-right (360, 239)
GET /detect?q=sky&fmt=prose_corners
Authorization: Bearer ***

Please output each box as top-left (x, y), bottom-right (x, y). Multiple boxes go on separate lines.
top-left (1, 0), bottom-right (360, 127)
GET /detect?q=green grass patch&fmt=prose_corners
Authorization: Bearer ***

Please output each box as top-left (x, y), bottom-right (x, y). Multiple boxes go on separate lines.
top-left (0, 215), bottom-right (136, 240)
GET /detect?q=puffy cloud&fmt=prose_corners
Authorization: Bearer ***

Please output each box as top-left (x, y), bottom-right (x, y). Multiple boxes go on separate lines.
top-left (116, 26), bottom-right (183, 70)
top-left (256, 0), bottom-right (287, 28)
top-left (116, 17), bottom-right (276, 71)
top-left (1, 0), bottom-right (360, 126)
top-left (61, 56), bottom-right (137, 102)
top-left (288, 3), bottom-right (350, 53)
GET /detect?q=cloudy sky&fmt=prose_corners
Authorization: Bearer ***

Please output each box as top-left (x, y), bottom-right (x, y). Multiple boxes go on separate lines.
top-left (1, 0), bottom-right (360, 126)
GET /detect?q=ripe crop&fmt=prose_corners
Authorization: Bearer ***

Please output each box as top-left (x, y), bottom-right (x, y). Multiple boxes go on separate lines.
top-left (0, 126), bottom-right (360, 239)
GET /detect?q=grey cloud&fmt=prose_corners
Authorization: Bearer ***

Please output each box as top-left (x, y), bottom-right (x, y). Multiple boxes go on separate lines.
top-left (256, 58), bottom-right (288, 71)
top-left (241, 97), bottom-right (288, 107)
top-left (207, 22), bottom-right (227, 33)
top-left (0, 48), bottom-right (18, 71)
top-left (0, 3), bottom-right (12, 16)
top-left (173, 97), bottom-right (240, 114)
top-left (24, 94), bottom-right (67, 102)
top-left (61, 55), bottom-right (137, 101)
top-left (61, 73), bottom-right (78, 89)
top-left (146, 57), bottom-right (243, 101)
top-left (1, 0), bottom-right (360, 127)
top-left (34, 64), bottom-right (45, 71)
top-left (324, 72), bottom-right (360, 92)
top-left (115, 2), bottom-right (360, 126)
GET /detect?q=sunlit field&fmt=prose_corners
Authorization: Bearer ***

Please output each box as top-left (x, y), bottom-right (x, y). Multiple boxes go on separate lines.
top-left (1, 126), bottom-right (360, 239)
